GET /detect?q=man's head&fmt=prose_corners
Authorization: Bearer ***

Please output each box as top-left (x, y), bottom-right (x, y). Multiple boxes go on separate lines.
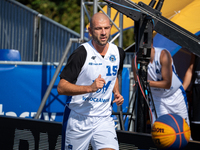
top-left (88, 13), bottom-right (111, 47)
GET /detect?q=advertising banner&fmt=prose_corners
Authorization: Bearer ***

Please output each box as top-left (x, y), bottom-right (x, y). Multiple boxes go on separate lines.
top-left (0, 62), bottom-right (130, 124)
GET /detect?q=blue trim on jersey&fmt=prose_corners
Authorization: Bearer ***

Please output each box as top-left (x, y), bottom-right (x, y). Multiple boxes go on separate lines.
top-left (179, 86), bottom-right (188, 112)
top-left (61, 106), bottom-right (71, 150)
top-left (66, 96), bottom-right (72, 104)
top-left (172, 65), bottom-right (188, 111)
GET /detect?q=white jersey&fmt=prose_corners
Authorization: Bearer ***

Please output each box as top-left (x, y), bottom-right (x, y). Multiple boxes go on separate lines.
top-left (67, 40), bottom-right (120, 117)
top-left (147, 47), bottom-right (182, 98)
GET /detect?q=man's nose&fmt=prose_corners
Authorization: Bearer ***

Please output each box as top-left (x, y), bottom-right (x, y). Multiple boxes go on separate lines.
top-left (101, 28), bottom-right (106, 34)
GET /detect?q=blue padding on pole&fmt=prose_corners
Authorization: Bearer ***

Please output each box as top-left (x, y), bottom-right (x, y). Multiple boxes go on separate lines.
top-left (112, 67), bottom-right (130, 130)
top-left (112, 68), bottom-right (130, 113)
top-left (121, 67), bottom-right (130, 130)
top-left (121, 67), bottom-right (130, 113)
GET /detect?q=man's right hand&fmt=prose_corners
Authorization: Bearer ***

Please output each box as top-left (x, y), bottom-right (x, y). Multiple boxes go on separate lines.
top-left (90, 74), bottom-right (106, 92)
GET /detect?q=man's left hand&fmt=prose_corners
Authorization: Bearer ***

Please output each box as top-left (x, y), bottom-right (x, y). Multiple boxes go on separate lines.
top-left (113, 93), bottom-right (124, 106)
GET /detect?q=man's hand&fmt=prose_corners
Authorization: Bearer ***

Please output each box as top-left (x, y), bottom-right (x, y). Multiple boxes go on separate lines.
top-left (113, 92), bottom-right (124, 106)
top-left (90, 74), bottom-right (106, 92)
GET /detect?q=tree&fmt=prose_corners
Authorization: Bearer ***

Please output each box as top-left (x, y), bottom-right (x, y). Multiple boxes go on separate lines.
top-left (16, 0), bottom-right (135, 49)
top-left (16, 0), bottom-right (82, 33)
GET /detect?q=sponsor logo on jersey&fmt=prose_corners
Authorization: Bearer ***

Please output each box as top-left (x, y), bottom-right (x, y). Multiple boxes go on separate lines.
top-left (89, 62), bottom-right (102, 65)
top-left (67, 144), bottom-right (73, 150)
top-left (109, 55), bottom-right (116, 62)
top-left (82, 96), bottom-right (109, 103)
top-left (91, 56), bottom-right (96, 60)
top-left (96, 81), bottom-right (111, 94)
top-left (89, 56), bottom-right (102, 65)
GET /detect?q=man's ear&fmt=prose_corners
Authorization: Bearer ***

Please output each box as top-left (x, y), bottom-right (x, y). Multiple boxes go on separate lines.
top-left (88, 26), bottom-right (91, 33)
top-left (88, 26), bottom-right (92, 38)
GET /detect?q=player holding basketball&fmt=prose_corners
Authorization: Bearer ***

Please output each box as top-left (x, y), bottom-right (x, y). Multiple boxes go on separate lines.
top-left (132, 46), bottom-right (190, 126)
top-left (57, 12), bottom-right (125, 150)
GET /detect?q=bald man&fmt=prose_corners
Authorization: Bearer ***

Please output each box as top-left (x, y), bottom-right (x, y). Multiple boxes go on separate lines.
top-left (57, 13), bottom-right (125, 150)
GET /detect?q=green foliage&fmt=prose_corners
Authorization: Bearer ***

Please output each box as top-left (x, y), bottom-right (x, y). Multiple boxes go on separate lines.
top-left (113, 28), bottom-right (135, 49)
top-left (123, 28), bottom-right (135, 49)
top-left (16, 0), bottom-right (81, 33)
top-left (16, 0), bottom-right (135, 49)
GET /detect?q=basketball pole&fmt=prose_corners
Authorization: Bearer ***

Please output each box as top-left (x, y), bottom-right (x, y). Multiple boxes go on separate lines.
top-left (34, 38), bottom-right (84, 119)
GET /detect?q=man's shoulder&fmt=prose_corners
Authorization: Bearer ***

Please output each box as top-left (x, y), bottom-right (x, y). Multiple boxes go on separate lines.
top-left (70, 45), bottom-right (87, 61)
top-left (118, 47), bottom-right (125, 58)
top-left (160, 49), bottom-right (171, 57)
top-left (74, 45), bottom-right (87, 54)
top-left (117, 46), bottom-right (124, 52)
top-left (154, 47), bottom-right (170, 53)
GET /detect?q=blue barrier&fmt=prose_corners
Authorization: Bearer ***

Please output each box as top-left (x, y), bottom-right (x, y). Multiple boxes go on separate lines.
top-left (0, 63), bottom-right (130, 123)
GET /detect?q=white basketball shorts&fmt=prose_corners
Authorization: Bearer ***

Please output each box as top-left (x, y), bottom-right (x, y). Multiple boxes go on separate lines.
top-left (63, 110), bottom-right (119, 150)
top-left (150, 88), bottom-right (190, 126)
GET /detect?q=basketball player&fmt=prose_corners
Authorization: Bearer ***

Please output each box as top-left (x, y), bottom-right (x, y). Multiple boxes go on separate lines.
top-left (57, 12), bottom-right (125, 150)
top-left (132, 46), bottom-right (190, 126)
top-left (183, 35), bottom-right (200, 141)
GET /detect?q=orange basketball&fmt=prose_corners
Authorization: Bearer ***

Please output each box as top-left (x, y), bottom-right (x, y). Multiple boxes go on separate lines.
top-left (151, 114), bottom-right (191, 149)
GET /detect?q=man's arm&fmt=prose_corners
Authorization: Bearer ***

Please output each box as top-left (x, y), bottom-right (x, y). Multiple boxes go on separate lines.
top-left (182, 53), bottom-right (195, 90)
top-left (131, 56), bottom-right (138, 81)
top-left (148, 50), bottom-right (172, 89)
top-left (112, 77), bottom-right (120, 95)
top-left (57, 74), bottom-right (106, 96)
top-left (112, 77), bottom-right (124, 106)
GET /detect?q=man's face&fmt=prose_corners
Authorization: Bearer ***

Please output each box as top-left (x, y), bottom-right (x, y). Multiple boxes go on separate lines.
top-left (89, 18), bottom-right (111, 46)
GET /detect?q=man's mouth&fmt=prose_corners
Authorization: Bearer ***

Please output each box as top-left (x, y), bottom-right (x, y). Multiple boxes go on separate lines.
top-left (100, 36), bottom-right (107, 40)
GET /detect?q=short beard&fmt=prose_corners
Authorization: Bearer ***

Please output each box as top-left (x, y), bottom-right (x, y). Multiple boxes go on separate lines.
top-left (92, 35), bottom-right (110, 46)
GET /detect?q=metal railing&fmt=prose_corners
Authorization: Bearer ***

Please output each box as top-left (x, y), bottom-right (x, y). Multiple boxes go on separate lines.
top-left (0, 0), bottom-right (134, 64)
top-left (0, 0), bottom-right (81, 62)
